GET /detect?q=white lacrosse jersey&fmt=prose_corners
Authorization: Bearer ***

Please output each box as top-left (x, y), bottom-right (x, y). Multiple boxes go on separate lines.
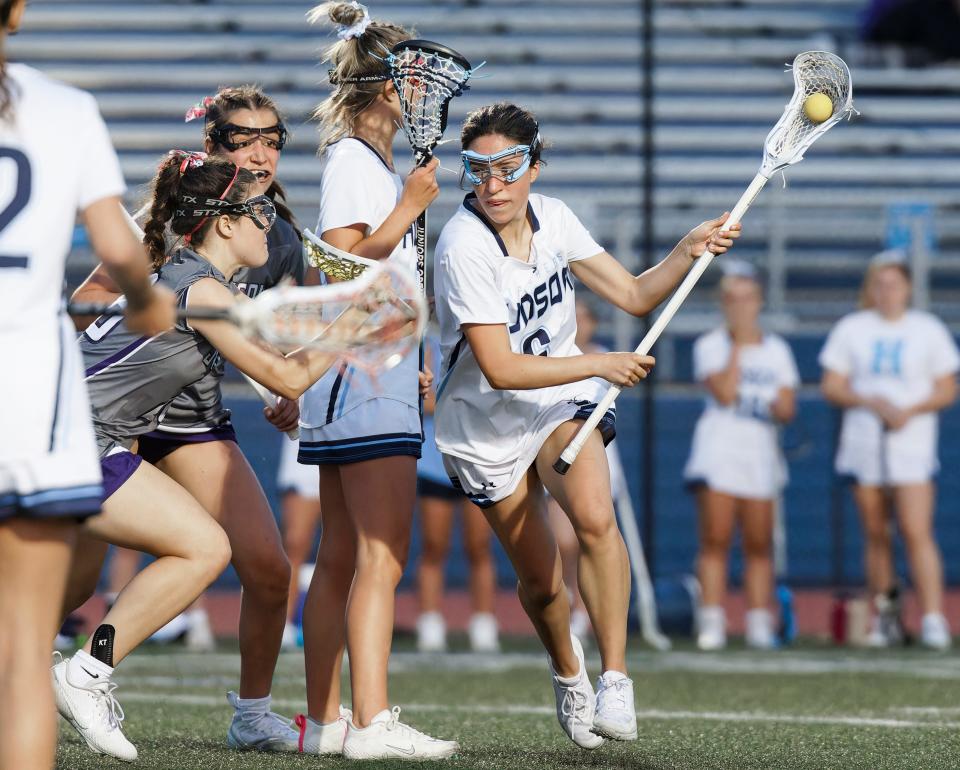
top-left (433, 193), bottom-right (606, 467)
top-left (684, 328), bottom-right (799, 498)
top-left (299, 137), bottom-right (419, 429)
top-left (0, 64), bottom-right (125, 514)
top-left (819, 309), bottom-right (959, 466)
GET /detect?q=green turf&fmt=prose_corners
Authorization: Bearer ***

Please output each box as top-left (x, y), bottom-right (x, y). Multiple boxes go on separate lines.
top-left (56, 638), bottom-right (960, 769)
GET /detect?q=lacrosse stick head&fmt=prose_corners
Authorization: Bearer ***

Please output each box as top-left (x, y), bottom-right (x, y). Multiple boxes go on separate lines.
top-left (302, 227), bottom-right (376, 281)
top-left (385, 39), bottom-right (476, 162)
top-left (760, 51), bottom-right (854, 177)
top-left (238, 262), bottom-right (427, 373)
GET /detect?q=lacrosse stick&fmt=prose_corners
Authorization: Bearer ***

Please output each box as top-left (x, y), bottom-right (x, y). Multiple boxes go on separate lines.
top-left (121, 203), bottom-right (301, 440)
top-left (303, 227), bottom-right (377, 281)
top-left (70, 261), bottom-right (427, 372)
top-left (554, 50), bottom-right (854, 474)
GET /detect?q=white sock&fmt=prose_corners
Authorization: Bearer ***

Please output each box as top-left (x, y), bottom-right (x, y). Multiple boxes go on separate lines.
top-left (69, 649), bottom-right (113, 687)
top-left (600, 670), bottom-right (628, 684)
top-left (235, 694), bottom-right (271, 717)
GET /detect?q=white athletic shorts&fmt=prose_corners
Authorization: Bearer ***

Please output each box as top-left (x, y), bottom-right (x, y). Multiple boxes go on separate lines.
top-left (684, 413), bottom-right (786, 501)
top-left (0, 318), bottom-right (102, 520)
top-left (277, 437), bottom-right (319, 498)
top-left (298, 399), bottom-right (422, 465)
top-left (442, 400), bottom-right (615, 508)
top-left (836, 438), bottom-right (937, 486)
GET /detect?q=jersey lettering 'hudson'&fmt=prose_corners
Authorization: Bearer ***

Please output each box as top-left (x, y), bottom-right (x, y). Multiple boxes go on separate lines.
top-left (508, 266), bottom-right (575, 334)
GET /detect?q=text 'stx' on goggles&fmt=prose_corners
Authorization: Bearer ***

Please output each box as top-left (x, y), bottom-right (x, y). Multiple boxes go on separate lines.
top-left (209, 123), bottom-right (288, 151)
top-left (175, 194), bottom-right (277, 231)
top-left (461, 145), bottom-right (531, 185)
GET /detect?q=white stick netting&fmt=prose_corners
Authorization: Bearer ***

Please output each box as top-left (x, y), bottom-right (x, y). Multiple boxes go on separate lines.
top-left (385, 41), bottom-right (476, 157)
top-left (238, 263), bottom-right (426, 372)
top-left (761, 50), bottom-right (854, 177)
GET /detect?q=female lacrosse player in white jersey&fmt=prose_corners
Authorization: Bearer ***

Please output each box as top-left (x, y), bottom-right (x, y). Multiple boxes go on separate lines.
top-left (68, 86), bottom-right (310, 751)
top-left (820, 253), bottom-right (958, 650)
top-left (683, 262), bottom-right (799, 651)
top-left (53, 154), bottom-right (361, 762)
top-left (0, 2), bottom-right (172, 766)
top-left (295, 3), bottom-right (456, 761)
top-left (434, 102), bottom-right (740, 748)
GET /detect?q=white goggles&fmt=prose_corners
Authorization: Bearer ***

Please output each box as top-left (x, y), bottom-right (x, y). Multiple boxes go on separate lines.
top-left (461, 145), bottom-right (532, 186)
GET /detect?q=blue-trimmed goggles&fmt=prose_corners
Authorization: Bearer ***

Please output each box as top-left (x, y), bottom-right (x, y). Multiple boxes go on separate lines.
top-left (461, 144), bottom-right (532, 186)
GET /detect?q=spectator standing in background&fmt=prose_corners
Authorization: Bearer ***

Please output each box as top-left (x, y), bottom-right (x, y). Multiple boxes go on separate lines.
top-left (820, 252), bottom-right (958, 650)
top-left (685, 262), bottom-right (799, 650)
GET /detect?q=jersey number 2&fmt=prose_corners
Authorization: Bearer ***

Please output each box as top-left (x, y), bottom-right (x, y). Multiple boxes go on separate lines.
top-left (0, 148), bottom-right (32, 269)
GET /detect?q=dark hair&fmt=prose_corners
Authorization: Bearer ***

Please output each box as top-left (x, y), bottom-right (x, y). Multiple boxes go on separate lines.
top-left (0, 1), bottom-right (20, 122)
top-left (307, 2), bottom-right (413, 153)
top-left (143, 154), bottom-right (256, 269)
top-left (202, 85), bottom-right (297, 229)
top-left (460, 103), bottom-right (544, 165)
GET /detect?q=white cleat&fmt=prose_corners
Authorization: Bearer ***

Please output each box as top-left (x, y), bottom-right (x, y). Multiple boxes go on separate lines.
top-left (295, 706), bottom-right (351, 754)
top-left (921, 613), bottom-right (952, 651)
top-left (592, 673), bottom-right (638, 740)
top-left (185, 608), bottom-right (215, 652)
top-left (416, 611), bottom-right (447, 653)
top-left (51, 654), bottom-right (137, 762)
top-left (696, 605), bottom-right (727, 651)
top-left (550, 635), bottom-right (604, 749)
top-left (342, 706), bottom-right (459, 760)
top-left (745, 608), bottom-right (777, 650)
top-left (226, 691), bottom-right (300, 752)
top-left (468, 612), bottom-right (500, 653)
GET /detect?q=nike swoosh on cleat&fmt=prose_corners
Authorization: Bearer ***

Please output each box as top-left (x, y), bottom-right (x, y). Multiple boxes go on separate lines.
top-left (385, 743), bottom-right (417, 756)
top-left (80, 666), bottom-right (101, 680)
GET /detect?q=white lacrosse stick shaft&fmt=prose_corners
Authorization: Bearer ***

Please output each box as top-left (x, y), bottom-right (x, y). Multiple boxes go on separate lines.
top-left (553, 173), bottom-right (768, 474)
top-left (121, 202), bottom-right (299, 441)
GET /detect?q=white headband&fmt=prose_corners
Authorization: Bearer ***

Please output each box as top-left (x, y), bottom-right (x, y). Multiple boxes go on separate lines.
top-left (337, 2), bottom-right (372, 40)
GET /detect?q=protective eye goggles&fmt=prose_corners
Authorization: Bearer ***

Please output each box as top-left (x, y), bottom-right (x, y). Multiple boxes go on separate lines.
top-left (461, 145), bottom-right (532, 186)
top-left (209, 123), bottom-right (288, 151)
top-left (175, 194), bottom-right (276, 231)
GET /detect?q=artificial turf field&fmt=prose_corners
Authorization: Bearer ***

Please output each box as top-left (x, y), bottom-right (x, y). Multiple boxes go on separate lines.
top-left (56, 637), bottom-right (960, 770)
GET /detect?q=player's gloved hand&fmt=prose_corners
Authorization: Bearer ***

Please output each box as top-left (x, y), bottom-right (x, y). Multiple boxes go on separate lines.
top-left (594, 352), bottom-right (655, 387)
top-left (684, 213), bottom-right (742, 259)
top-left (400, 157), bottom-right (440, 216)
top-left (419, 366), bottom-right (434, 396)
top-left (124, 284), bottom-right (176, 337)
top-left (264, 397), bottom-right (300, 433)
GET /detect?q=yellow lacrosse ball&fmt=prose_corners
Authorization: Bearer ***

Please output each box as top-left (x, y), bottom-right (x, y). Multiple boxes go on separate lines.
top-left (803, 93), bottom-right (833, 124)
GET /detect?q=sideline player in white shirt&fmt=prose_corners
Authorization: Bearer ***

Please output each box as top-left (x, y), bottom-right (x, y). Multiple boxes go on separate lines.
top-left (434, 102), bottom-right (740, 748)
top-left (820, 253), bottom-right (959, 650)
top-left (0, 2), bottom-right (172, 766)
top-left (683, 262), bottom-right (799, 650)
top-left (295, 3), bottom-right (456, 761)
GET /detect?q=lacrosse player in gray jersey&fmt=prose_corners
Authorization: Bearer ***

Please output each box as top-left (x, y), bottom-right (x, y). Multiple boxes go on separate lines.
top-left (67, 87), bottom-right (316, 753)
top-left (53, 153), bottom-right (347, 763)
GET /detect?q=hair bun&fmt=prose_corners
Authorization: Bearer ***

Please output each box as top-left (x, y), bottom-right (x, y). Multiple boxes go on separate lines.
top-left (329, 2), bottom-right (366, 27)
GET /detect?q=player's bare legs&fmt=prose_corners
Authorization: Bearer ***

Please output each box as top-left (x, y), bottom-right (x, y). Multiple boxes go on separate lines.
top-left (547, 496), bottom-right (588, 628)
top-left (894, 483), bottom-right (943, 615)
top-left (156, 441), bottom-right (290, 698)
top-left (61, 534), bottom-right (109, 618)
top-left (418, 495), bottom-right (456, 616)
top-left (853, 485), bottom-right (895, 598)
top-left (739, 499), bottom-right (774, 611)
top-left (81, 462), bottom-right (231, 662)
top-left (304, 466), bottom-right (356, 723)
top-left (281, 489), bottom-right (322, 624)
top-left (462, 500), bottom-right (497, 616)
top-left (696, 489), bottom-right (738, 607)
top-left (0, 519), bottom-right (75, 770)
top-left (107, 547), bottom-right (141, 598)
top-left (538, 423), bottom-right (629, 676)
top-left (482, 471), bottom-right (577, 674)
top-left (339, 456), bottom-right (416, 727)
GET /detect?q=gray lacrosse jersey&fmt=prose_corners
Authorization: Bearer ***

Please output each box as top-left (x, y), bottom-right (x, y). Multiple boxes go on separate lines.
top-left (81, 249), bottom-right (238, 454)
top-left (150, 217), bottom-right (304, 434)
